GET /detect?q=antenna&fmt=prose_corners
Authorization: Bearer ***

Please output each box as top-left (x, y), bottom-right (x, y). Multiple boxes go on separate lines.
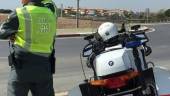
top-left (80, 53), bottom-right (87, 82)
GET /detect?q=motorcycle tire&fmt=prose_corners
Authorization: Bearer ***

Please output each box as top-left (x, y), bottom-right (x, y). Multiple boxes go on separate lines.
top-left (133, 84), bottom-right (158, 96)
top-left (145, 84), bottom-right (158, 96)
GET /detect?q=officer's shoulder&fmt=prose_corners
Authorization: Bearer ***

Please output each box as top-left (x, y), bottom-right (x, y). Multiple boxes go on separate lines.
top-left (43, 3), bottom-right (56, 13)
top-left (15, 6), bottom-right (27, 13)
top-left (7, 10), bottom-right (17, 20)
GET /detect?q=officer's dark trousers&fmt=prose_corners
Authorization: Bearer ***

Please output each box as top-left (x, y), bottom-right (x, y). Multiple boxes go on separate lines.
top-left (7, 52), bottom-right (55, 96)
top-left (7, 77), bottom-right (54, 96)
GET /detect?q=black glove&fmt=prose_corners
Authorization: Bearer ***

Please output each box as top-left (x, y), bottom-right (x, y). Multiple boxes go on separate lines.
top-left (49, 49), bottom-right (56, 74)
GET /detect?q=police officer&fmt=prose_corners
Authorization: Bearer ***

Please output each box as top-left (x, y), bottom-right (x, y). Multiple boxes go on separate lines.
top-left (0, 0), bottom-right (57, 96)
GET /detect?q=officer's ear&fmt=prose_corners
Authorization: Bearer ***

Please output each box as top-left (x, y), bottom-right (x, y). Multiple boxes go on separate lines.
top-left (21, 0), bottom-right (29, 5)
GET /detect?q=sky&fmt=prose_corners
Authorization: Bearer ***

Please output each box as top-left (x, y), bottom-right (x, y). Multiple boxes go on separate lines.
top-left (0, 0), bottom-right (169, 12)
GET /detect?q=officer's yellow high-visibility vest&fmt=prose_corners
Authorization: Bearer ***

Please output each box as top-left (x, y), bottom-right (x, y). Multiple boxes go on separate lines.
top-left (15, 5), bottom-right (56, 53)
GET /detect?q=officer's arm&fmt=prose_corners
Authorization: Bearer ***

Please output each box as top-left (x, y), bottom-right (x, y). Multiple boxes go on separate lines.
top-left (0, 11), bottom-right (19, 39)
top-left (43, 1), bottom-right (57, 16)
top-left (44, 3), bottom-right (55, 13)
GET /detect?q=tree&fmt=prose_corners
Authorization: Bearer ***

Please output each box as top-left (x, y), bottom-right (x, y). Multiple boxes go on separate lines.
top-left (165, 9), bottom-right (170, 17)
top-left (123, 11), bottom-right (131, 19)
top-left (156, 9), bottom-right (166, 20)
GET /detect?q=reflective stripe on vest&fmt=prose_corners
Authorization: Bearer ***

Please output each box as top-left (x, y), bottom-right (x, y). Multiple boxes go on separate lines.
top-left (22, 7), bottom-right (31, 50)
top-left (15, 5), bottom-right (56, 53)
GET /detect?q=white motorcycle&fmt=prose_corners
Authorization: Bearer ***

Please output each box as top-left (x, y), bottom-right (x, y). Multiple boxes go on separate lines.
top-left (69, 24), bottom-right (170, 96)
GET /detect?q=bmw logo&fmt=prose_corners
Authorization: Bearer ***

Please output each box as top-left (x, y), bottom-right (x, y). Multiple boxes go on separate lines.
top-left (108, 61), bottom-right (114, 66)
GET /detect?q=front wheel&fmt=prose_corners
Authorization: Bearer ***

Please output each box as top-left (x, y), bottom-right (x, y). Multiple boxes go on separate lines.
top-left (132, 84), bottom-right (158, 96)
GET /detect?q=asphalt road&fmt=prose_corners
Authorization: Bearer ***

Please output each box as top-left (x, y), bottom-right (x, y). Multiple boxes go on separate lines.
top-left (0, 24), bottom-right (170, 95)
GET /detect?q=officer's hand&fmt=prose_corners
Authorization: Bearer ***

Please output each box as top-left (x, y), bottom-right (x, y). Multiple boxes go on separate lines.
top-left (9, 35), bottom-right (16, 43)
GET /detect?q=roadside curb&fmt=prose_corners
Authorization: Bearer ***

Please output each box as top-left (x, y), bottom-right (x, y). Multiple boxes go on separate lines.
top-left (57, 32), bottom-right (93, 37)
top-left (56, 23), bottom-right (162, 38)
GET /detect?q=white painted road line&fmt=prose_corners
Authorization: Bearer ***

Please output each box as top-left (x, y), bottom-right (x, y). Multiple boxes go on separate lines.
top-left (55, 92), bottom-right (68, 96)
